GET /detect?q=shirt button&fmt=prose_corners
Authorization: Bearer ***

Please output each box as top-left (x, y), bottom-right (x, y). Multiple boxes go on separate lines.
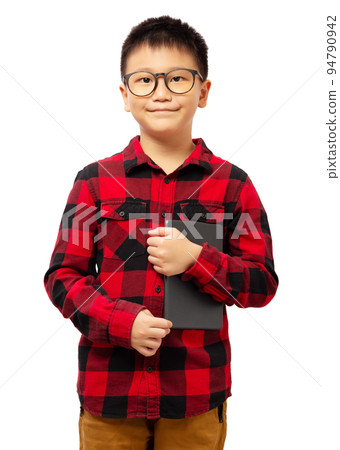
top-left (164, 177), bottom-right (170, 184)
top-left (147, 366), bottom-right (153, 373)
top-left (161, 211), bottom-right (167, 218)
top-left (155, 285), bottom-right (161, 293)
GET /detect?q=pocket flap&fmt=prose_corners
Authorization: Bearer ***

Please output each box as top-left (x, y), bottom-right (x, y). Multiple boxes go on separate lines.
top-left (100, 200), bottom-right (147, 221)
top-left (179, 201), bottom-right (225, 223)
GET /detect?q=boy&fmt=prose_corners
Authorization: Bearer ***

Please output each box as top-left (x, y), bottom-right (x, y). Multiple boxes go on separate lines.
top-left (43, 15), bottom-right (278, 449)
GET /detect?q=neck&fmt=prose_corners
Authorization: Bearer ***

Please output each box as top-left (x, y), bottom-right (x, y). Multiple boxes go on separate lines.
top-left (139, 130), bottom-right (196, 164)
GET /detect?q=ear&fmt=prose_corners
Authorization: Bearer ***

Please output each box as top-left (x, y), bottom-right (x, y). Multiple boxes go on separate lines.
top-left (119, 83), bottom-right (131, 113)
top-left (198, 80), bottom-right (211, 108)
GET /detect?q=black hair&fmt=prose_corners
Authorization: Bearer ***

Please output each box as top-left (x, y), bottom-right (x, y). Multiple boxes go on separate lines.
top-left (120, 15), bottom-right (208, 81)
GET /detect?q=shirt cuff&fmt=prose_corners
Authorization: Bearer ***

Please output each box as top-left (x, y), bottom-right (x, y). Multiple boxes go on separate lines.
top-left (180, 242), bottom-right (221, 288)
top-left (107, 299), bottom-right (147, 349)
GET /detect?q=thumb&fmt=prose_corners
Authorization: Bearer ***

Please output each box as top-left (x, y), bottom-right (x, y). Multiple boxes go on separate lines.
top-left (148, 226), bottom-right (170, 236)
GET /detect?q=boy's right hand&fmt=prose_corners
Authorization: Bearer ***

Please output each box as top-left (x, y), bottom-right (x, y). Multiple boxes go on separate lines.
top-left (131, 309), bottom-right (173, 357)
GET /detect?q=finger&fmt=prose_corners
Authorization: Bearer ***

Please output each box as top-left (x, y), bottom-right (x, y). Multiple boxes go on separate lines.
top-left (148, 227), bottom-right (167, 236)
top-left (146, 235), bottom-right (156, 246)
top-left (148, 317), bottom-right (173, 329)
top-left (146, 338), bottom-right (161, 347)
top-left (148, 256), bottom-right (160, 266)
top-left (141, 346), bottom-right (156, 356)
top-left (143, 314), bottom-right (173, 329)
top-left (146, 236), bottom-right (162, 247)
top-left (148, 227), bottom-right (160, 235)
top-left (148, 328), bottom-right (169, 339)
top-left (142, 340), bottom-right (161, 352)
top-left (150, 263), bottom-right (163, 273)
top-left (146, 247), bottom-right (157, 257)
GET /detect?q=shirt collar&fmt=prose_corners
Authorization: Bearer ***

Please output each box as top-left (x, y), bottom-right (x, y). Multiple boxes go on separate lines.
top-left (123, 135), bottom-right (213, 175)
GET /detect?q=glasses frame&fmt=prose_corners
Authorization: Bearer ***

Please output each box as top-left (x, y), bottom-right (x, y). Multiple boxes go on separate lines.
top-left (123, 68), bottom-right (204, 97)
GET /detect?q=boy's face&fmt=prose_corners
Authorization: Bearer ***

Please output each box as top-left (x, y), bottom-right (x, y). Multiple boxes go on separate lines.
top-left (119, 44), bottom-right (211, 139)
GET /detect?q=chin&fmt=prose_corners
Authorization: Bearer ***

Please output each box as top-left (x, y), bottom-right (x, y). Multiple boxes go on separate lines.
top-left (151, 128), bottom-right (179, 138)
top-left (143, 124), bottom-right (178, 136)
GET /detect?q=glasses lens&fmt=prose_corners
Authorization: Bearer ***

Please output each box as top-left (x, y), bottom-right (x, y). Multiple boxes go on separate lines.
top-left (166, 69), bottom-right (194, 94)
top-left (128, 72), bottom-right (155, 96)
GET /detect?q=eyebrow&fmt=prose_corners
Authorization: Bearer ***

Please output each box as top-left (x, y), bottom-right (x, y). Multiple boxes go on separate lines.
top-left (131, 67), bottom-right (186, 72)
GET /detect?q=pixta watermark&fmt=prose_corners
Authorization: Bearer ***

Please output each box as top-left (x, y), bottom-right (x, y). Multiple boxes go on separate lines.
top-left (61, 205), bottom-right (262, 250)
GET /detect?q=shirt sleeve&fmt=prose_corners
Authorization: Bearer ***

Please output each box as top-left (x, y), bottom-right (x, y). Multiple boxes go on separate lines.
top-left (43, 168), bottom-right (147, 347)
top-left (180, 175), bottom-right (279, 308)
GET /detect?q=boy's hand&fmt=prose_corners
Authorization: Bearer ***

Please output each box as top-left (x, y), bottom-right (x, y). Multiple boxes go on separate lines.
top-left (146, 227), bottom-right (203, 276)
top-left (131, 309), bottom-right (173, 357)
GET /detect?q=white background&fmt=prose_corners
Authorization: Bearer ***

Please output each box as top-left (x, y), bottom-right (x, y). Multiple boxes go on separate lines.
top-left (0, 1), bottom-right (339, 449)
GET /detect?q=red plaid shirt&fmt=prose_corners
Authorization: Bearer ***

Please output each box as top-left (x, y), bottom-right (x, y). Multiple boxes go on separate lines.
top-left (43, 135), bottom-right (278, 419)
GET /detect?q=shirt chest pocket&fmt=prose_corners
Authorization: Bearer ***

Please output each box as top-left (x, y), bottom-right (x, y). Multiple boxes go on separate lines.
top-left (99, 200), bottom-right (148, 260)
top-left (178, 201), bottom-right (225, 224)
top-left (176, 201), bottom-right (225, 248)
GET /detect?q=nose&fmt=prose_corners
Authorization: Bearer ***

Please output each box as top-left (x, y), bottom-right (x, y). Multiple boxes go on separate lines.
top-left (151, 75), bottom-right (172, 100)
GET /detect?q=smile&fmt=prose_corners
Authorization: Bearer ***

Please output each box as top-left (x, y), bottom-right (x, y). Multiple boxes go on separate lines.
top-left (148, 109), bottom-right (178, 113)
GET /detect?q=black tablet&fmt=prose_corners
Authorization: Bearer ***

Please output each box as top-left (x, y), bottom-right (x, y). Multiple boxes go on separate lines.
top-left (163, 218), bottom-right (224, 330)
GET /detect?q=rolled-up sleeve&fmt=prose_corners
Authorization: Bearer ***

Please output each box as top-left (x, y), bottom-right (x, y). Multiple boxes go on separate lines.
top-left (43, 168), bottom-right (146, 347)
top-left (180, 175), bottom-right (279, 308)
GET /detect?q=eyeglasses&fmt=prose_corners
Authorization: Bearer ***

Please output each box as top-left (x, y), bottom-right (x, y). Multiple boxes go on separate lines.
top-left (123, 68), bottom-right (204, 97)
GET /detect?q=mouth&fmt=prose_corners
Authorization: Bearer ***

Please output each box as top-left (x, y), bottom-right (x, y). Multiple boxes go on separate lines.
top-left (147, 109), bottom-right (178, 113)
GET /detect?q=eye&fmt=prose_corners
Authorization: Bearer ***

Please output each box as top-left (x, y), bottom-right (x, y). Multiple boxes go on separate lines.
top-left (137, 77), bottom-right (152, 84)
top-left (170, 76), bottom-right (184, 83)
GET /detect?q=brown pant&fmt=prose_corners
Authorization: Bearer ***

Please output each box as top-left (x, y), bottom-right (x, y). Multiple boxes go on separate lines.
top-left (79, 401), bottom-right (227, 449)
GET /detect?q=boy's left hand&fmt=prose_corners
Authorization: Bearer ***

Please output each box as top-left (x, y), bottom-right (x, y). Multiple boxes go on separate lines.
top-left (146, 227), bottom-right (203, 276)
